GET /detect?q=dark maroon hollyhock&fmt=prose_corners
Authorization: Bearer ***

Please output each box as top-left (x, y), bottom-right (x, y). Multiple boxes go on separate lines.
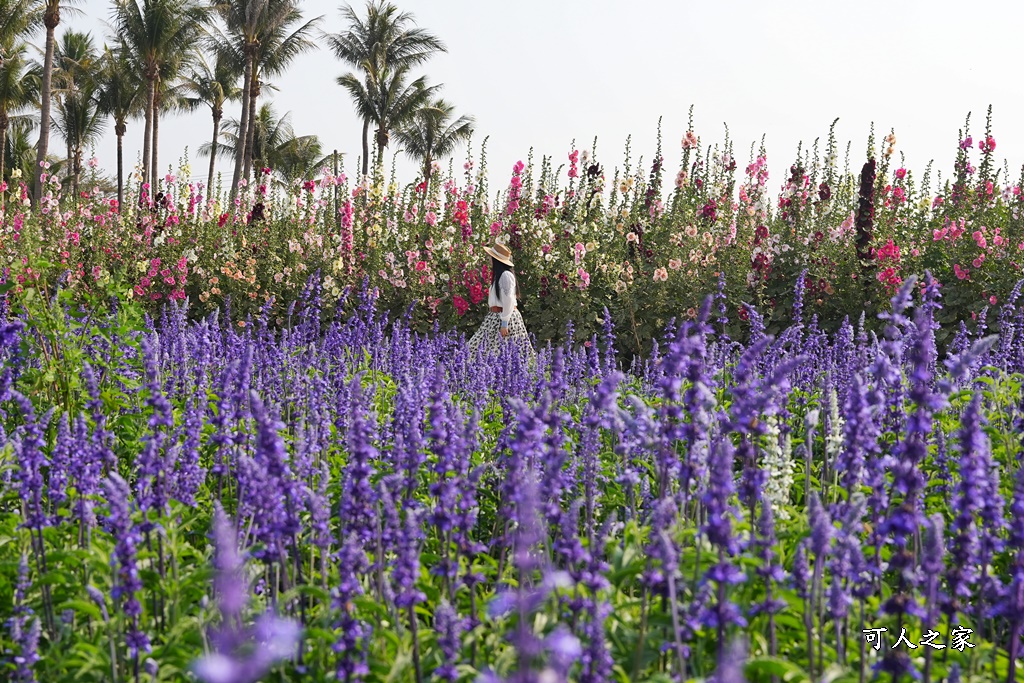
top-left (855, 159), bottom-right (876, 284)
top-left (249, 202), bottom-right (265, 223)
top-left (818, 182), bottom-right (831, 201)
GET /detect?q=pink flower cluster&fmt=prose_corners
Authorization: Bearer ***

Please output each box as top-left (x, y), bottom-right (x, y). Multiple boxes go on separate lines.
top-left (568, 150), bottom-right (580, 179)
top-left (932, 218), bottom-right (965, 243)
top-left (874, 239), bottom-right (902, 290)
top-left (505, 161), bottom-right (525, 216)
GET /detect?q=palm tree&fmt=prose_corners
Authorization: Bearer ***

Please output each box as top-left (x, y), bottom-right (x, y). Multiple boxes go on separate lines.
top-left (181, 50), bottom-right (239, 201)
top-left (5, 115), bottom-right (38, 183)
top-left (0, 42), bottom-right (39, 184)
top-left (51, 30), bottom-right (103, 195)
top-left (327, 1), bottom-right (445, 177)
top-left (32, 0), bottom-right (82, 202)
top-left (211, 0), bottom-right (319, 196)
top-left (337, 63), bottom-right (437, 170)
top-left (110, 0), bottom-right (207, 191)
top-left (0, 0), bottom-right (41, 63)
top-left (396, 98), bottom-right (472, 185)
top-left (203, 101), bottom-right (325, 184)
top-left (151, 65), bottom-right (193, 186)
top-left (96, 44), bottom-right (142, 207)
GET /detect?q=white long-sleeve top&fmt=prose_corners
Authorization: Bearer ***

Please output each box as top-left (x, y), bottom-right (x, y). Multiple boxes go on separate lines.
top-left (488, 271), bottom-right (517, 322)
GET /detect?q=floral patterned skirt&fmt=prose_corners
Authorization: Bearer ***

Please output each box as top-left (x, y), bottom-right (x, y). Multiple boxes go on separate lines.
top-left (468, 310), bottom-right (536, 364)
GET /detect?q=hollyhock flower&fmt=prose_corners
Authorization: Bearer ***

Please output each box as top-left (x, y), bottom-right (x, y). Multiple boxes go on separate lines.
top-left (578, 268), bottom-right (590, 288)
top-left (452, 296), bottom-right (469, 316)
top-left (895, 167), bottom-right (906, 179)
top-left (653, 268), bottom-right (668, 282)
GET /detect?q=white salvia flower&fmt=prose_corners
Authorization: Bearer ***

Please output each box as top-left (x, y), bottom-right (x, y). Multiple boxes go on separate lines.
top-left (761, 415), bottom-right (794, 520)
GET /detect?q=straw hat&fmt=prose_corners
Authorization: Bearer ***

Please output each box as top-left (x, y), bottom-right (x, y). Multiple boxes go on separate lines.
top-left (483, 241), bottom-right (514, 267)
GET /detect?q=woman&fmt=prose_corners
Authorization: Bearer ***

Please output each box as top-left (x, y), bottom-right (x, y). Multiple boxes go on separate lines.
top-left (468, 241), bottom-right (536, 364)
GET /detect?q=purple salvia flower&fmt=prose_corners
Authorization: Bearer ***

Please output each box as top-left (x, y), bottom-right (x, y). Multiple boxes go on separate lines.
top-left (391, 504), bottom-right (426, 609)
top-left (174, 384), bottom-right (206, 506)
top-left (247, 391), bottom-right (303, 561)
top-left (12, 392), bottom-right (53, 532)
top-left (333, 533), bottom-right (372, 682)
top-left (708, 638), bottom-right (749, 683)
top-left (792, 539), bottom-right (810, 601)
top-left (943, 393), bottom-right (986, 621)
top-left (135, 335), bottom-right (176, 529)
top-left (341, 377), bottom-right (379, 545)
top-left (11, 616), bottom-right (40, 683)
top-left (836, 374), bottom-right (879, 501)
top-left (193, 504), bottom-right (302, 683)
top-left (9, 554), bottom-right (38, 683)
top-left (47, 413), bottom-right (72, 521)
top-left (210, 502), bottom-right (246, 620)
top-left (433, 602), bottom-right (465, 682)
top-left (102, 473), bottom-right (151, 658)
top-left (996, 465), bottom-right (1024, 682)
top-left (921, 513), bottom-right (945, 682)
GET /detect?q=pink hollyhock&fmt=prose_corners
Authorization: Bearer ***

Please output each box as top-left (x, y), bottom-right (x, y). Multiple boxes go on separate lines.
top-left (453, 295), bottom-right (469, 316)
top-left (415, 260), bottom-right (427, 272)
top-left (513, 160), bottom-right (525, 174)
top-left (895, 168), bottom-right (907, 180)
top-left (653, 268), bottom-right (668, 282)
top-left (425, 211), bottom-right (437, 226)
top-left (954, 264), bottom-right (970, 280)
top-left (577, 268), bottom-right (590, 288)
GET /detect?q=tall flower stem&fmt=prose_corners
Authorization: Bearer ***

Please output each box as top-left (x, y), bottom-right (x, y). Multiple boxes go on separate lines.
top-left (409, 604), bottom-right (422, 683)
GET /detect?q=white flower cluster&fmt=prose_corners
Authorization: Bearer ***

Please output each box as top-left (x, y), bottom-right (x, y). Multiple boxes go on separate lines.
top-left (761, 415), bottom-right (794, 521)
top-left (825, 388), bottom-right (845, 464)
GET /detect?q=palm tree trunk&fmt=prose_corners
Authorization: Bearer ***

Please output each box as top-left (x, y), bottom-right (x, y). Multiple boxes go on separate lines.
top-left (207, 111), bottom-right (220, 205)
top-left (0, 111), bottom-right (8, 201)
top-left (361, 117), bottom-right (369, 177)
top-left (72, 148), bottom-right (81, 197)
top-left (116, 123), bottom-right (124, 210)
top-left (142, 75), bottom-right (155, 198)
top-left (151, 95), bottom-right (160, 190)
top-left (243, 73), bottom-right (258, 183)
top-left (231, 51), bottom-right (253, 200)
top-left (33, 17), bottom-right (57, 203)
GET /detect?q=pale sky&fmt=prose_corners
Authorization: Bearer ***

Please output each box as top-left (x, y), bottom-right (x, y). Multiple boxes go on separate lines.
top-left (63, 0), bottom-right (1024, 194)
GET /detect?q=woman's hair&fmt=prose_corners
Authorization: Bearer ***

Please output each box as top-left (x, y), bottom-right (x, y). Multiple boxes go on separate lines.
top-left (490, 257), bottom-right (520, 299)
